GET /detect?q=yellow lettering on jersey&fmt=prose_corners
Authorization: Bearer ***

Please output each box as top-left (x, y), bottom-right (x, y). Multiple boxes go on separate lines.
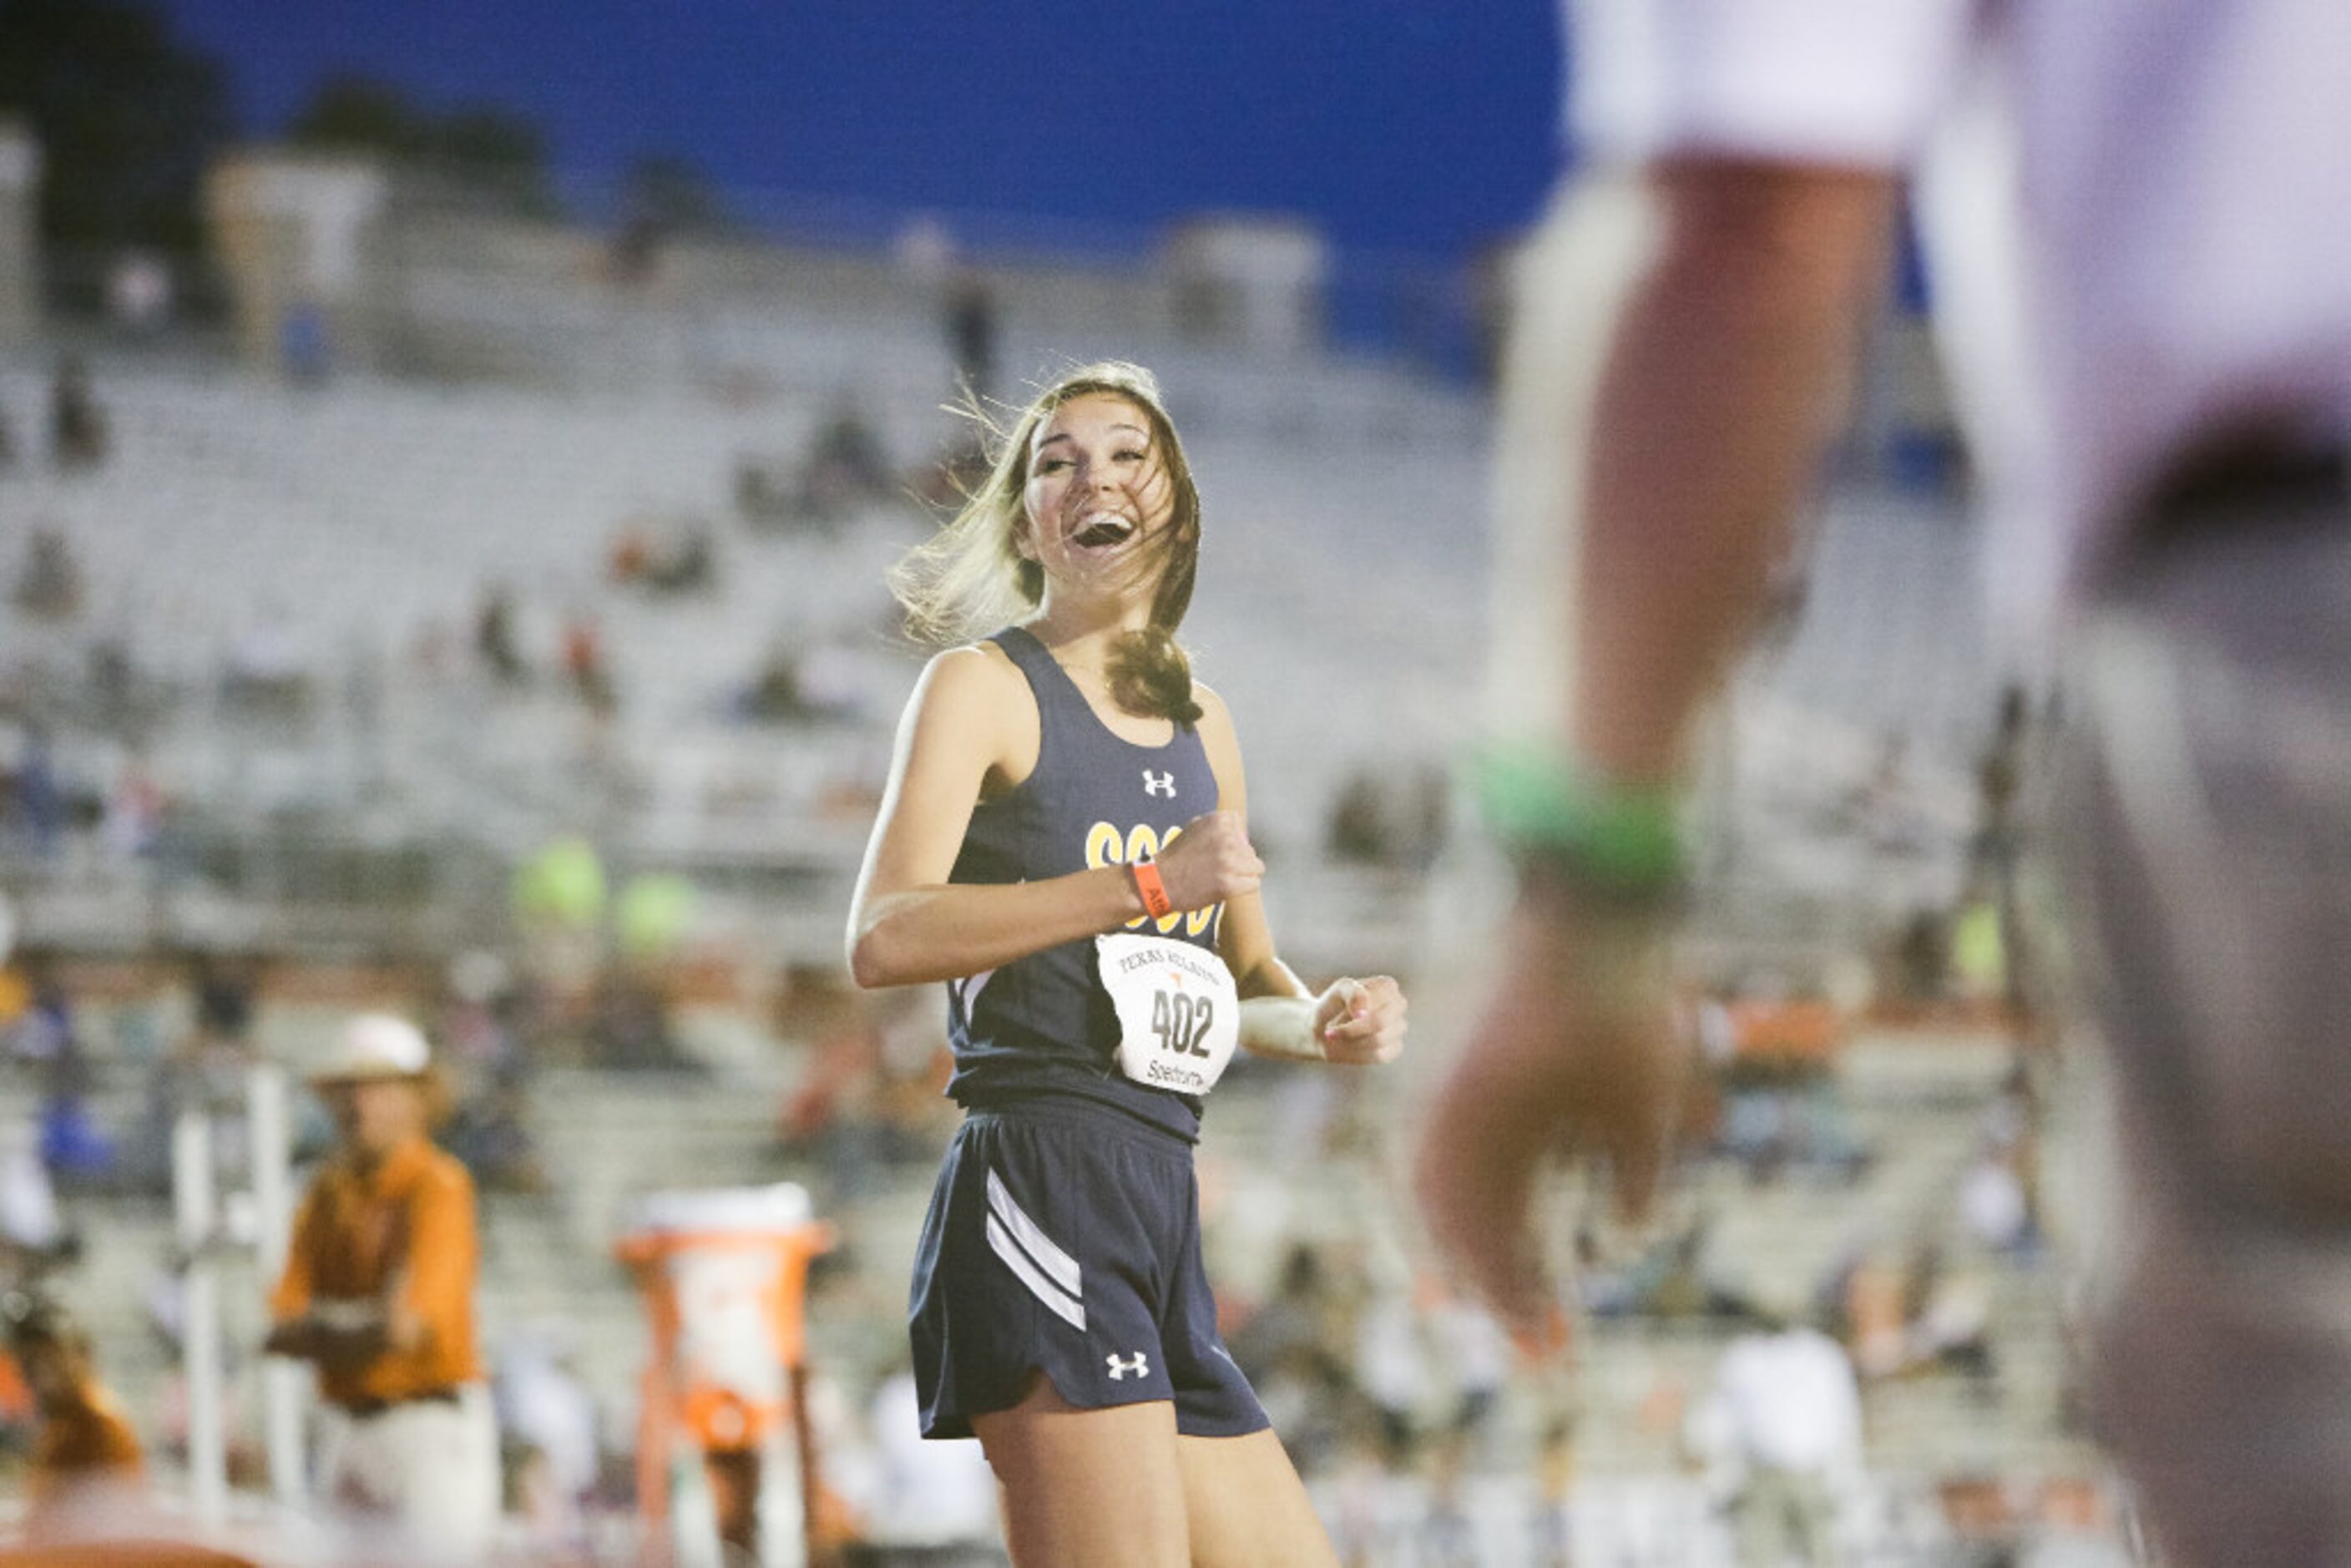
top-left (1085, 819), bottom-right (1210, 936)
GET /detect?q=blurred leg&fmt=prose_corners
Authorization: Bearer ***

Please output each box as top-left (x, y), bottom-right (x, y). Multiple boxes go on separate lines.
top-left (704, 1448), bottom-right (760, 1561)
top-left (379, 1392), bottom-right (501, 1562)
top-left (2060, 502), bottom-right (2351, 1566)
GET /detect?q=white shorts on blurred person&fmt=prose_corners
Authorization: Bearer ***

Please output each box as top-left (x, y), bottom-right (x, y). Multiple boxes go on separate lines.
top-left (316, 1382), bottom-right (501, 1560)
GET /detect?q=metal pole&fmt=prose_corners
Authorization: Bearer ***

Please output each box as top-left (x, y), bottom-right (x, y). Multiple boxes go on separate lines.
top-left (781, 1360), bottom-right (813, 1568)
top-left (172, 1108), bottom-right (227, 1527)
top-left (248, 1063), bottom-right (306, 1506)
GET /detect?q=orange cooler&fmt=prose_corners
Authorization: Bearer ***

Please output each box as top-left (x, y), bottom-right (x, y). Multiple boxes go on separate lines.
top-left (617, 1185), bottom-right (834, 1564)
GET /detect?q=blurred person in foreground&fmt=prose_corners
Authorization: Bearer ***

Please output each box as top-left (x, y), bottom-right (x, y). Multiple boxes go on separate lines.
top-left (265, 1014), bottom-right (498, 1560)
top-left (1414, 3), bottom-right (2351, 1564)
top-left (848, 362), bottom-right (1406, 1565)
top-left (4, 1290), bottom-right (143, 1538)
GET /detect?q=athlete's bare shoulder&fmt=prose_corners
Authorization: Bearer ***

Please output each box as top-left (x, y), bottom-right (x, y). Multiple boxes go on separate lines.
top-left (913, 639), bottom-right (1039, 788)
top-left (1190, 680), bottom-right (1248, 804)
top-left (924, 638), bottom-right (1025, 699)
top-left (1191, 680), bottom-right (1238, 742)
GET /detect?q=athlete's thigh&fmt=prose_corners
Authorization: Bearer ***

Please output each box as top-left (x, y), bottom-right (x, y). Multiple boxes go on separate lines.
top-left (1176, 1426), bottom-right (1339, 1568)
top-left (973, 1373), bottom-right (1189, 1568)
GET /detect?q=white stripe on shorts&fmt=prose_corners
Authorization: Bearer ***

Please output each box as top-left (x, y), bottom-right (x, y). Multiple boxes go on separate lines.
top-left (953, 968), bottom-right (996, 1019)
top-left (986, 1215), bottom-right (1086, 1331)
top-left (985, 1167), bottom-right (1085, 1329)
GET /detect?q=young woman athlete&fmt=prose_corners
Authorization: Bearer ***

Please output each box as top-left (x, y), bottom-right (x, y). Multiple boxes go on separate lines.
top-left (847, 362), bottom-right (1407, 1565)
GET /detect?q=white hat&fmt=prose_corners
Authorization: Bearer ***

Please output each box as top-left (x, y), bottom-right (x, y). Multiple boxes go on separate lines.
top-left (309, 1013), bottom-right (432, 1083)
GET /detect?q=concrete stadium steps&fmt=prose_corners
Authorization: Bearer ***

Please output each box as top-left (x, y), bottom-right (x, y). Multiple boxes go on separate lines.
top-left (2, 347), bottom-right (2000, 992)
top-left (0, 362), bottom-right (877, 722)
top-left (0, 350), bottom-right (1482, 701)
top-left (0, 350), bottom-right (1494, 973)
top-left (527, 1065), bottom-right (801, 1245)
top-left (53, 1193), bottom-right (183, 1358)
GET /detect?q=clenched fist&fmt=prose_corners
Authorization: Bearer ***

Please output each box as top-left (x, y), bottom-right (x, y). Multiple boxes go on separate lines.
top-left (1312, 975), bottom-right (1408, 1065)
top-left (1150, 810), bottom-right (1263, 911)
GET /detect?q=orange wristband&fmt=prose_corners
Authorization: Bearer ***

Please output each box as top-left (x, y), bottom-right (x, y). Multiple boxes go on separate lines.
top-left (1129, 859), bottom-right (1174, 919)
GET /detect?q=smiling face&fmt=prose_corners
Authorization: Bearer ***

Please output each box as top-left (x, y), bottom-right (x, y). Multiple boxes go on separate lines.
top-left (1017, 392), bottom-right (1178, 603)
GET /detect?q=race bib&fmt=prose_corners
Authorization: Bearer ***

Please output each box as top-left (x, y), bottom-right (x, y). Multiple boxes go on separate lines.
top-left (1095, 932), bottom-right (1241, 1097)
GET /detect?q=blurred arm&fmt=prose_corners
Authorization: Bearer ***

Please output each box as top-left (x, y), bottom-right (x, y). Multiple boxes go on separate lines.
top-left (1569, 158), bottom-right (1900, 783)
top-left (263, 1184), bottom-right (388, 1367)
top-left (262, 1186), bottom-right (325, 1358)
top-left (266, 1186), bottom-right (318, 1327)
top-left (388, 1161), bottom-right (477, 1358)
top-left (1414, 157), bottom-right (1898, 1333)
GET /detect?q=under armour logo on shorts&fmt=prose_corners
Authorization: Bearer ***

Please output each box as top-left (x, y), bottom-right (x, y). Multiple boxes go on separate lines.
top-left (1106, 1351), bottom-right (1150, 1381)
top-left (1141, 770), bottom-right (1176, 798)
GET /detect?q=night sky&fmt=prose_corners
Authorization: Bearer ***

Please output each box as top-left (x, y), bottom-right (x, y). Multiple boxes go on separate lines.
top-left (153, 0), bottom-right (1566, 265)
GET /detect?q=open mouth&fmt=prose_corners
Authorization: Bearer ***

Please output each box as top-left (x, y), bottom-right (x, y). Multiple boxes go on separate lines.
top-left (1072, 515), bottom-right (1136, 549)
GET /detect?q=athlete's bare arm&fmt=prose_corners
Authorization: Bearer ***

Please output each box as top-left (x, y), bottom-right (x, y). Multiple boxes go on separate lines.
top-left (848, 646), bottom-right (1261, 987)
top-left (1195, 685), bottom-right (1406, 1065)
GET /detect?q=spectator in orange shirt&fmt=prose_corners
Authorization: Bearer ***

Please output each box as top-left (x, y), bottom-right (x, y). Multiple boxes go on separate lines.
top-left (265, 1014), bottom-right (499, 1560)
top-left (4, 1289), bottom-right (143, 1535)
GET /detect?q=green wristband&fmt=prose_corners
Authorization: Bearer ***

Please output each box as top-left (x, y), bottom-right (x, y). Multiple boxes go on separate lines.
top-left (1473, 742), bottom-right (1686, 903)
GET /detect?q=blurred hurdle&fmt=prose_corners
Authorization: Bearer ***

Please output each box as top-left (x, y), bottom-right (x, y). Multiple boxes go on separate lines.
top-left (169, 1060), bottom-right (302, 1525)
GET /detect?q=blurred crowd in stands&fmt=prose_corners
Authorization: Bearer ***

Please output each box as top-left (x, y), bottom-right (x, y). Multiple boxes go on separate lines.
top-left (0, 784), bottom-right (2083, 1514)
top-left (0, 780), bottom-right (2106, 1564)
top-left (0, 356), bottom-right (111, 485)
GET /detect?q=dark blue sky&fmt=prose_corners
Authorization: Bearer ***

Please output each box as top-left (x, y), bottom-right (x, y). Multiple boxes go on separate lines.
top-left (155, 0), bottom-right (1565, 265)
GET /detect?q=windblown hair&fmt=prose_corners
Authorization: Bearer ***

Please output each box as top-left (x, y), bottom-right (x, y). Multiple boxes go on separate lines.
top-left (889, 361), bottom-right (1204, 725)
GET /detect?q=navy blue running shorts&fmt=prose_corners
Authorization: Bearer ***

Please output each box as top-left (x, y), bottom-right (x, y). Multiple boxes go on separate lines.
top-left (909, 1095), bottom-right (1269, 1441)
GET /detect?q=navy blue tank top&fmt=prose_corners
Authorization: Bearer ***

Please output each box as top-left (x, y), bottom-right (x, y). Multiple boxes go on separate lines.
top-left (943, 625), bottom-right (1226, 1140)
